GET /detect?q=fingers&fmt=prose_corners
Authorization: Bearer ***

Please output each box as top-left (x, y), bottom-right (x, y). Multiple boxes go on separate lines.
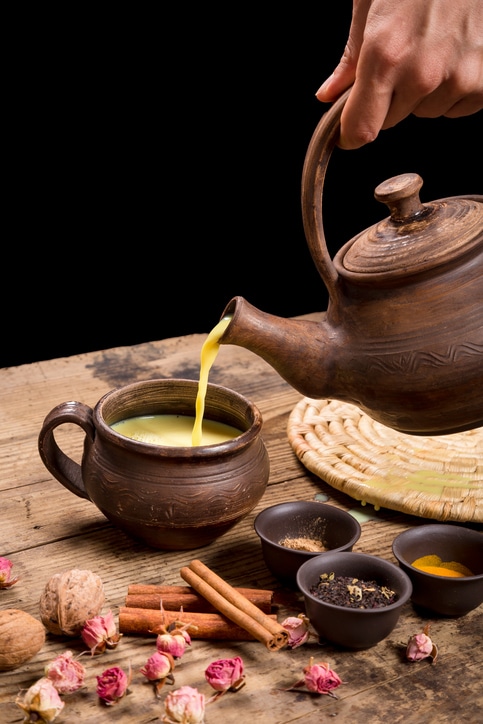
top-left (315, 0), bottom-right (371, 103)
top-left (315, 0), bottom-right (483, 150)
top-left (315, 70), bottom-right (354, 104)
top-left (441, 94), bottom-right (483, 118)
top-left (337, 82), bottom-right (396, 149)
top-left (337, 85), bottom-right (483, 150)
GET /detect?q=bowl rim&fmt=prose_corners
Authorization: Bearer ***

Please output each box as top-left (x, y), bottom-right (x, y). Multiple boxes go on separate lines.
top-left (392, 524), bottom-right (483, 580)
top-left (254, 500), bottom-right (362, 556)
top-left (296, 551), bottom-right (413, 612)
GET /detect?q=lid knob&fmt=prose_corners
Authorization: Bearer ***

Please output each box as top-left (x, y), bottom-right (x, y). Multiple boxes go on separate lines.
top-left (374, 173), bottom-right (427, 223)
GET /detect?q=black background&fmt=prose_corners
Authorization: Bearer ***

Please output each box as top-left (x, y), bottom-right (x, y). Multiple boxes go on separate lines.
top-left (4, 4), bottom-right (481, 367)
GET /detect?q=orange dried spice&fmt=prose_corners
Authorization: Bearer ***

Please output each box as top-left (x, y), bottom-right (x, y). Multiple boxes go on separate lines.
top-left (411, 554), bottom-right (473, 577)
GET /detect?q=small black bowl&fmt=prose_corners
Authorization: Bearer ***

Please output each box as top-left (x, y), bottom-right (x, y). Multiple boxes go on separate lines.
top-left (254, 501), bottom-right (361, 587)
top-left (392, 524), bottom-right (483, 616)
top-left (296, 551), bottom-right (412, 649)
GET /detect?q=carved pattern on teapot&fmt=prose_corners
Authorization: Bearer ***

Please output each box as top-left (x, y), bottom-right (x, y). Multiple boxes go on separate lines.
top-left (369, 342), bottom-right (483, 374)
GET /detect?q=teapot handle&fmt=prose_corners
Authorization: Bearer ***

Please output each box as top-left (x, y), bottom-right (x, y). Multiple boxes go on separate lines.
top-left (38, 401), bottom-right (94, 500)
top-left (301, 88), bottom-right (351, 306)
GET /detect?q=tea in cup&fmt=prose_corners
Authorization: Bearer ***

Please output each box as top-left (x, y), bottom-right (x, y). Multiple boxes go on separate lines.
top-left (110, 412), bottom-right (241, 447)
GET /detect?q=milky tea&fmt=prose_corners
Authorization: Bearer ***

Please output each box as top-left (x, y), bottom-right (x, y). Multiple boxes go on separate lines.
top-left (111, 317), bottom-right (239, 446)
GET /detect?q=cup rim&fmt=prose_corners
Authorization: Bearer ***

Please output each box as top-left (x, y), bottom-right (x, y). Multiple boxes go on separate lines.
top-left (93, 377), bottom-right (263, 454)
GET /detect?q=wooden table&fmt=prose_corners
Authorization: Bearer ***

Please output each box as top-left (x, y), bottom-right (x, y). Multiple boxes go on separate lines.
top-left (1, 313), bottom-right (482, 723)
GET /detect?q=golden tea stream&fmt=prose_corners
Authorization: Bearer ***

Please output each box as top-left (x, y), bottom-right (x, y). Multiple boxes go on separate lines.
top-left (111, 315), bottom-right (235, 447)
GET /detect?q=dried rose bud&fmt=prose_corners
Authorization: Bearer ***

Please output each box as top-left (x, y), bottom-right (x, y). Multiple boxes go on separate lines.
top-left (281, 614), bottom-right (310, 648)
top-left (163, 685), bottom-right (205, 724)
top-left (16, 677), bottom-right (65, 722)
top-left (170, 622), bottom-right (192, 645)
top-left (141, 651), bottom-right (176, 697)
top-left (141, 650), bottom-right (175, 681)
top-left (304, 659), bottom-right (342, 696)
top-left (406, 625), bottom-right (438, 662)
top-left (205, 656), bottom-right (245, 701)
top-left (96, 665), bottom-right (130, 705)
top-left (285, 657), bottom-right (342, 697)
top-left (156, 630), bottom-right (190, 659)
top-left (81, 609), bottom-right (122, 655)
top-left (0, 557), bottom-right (19, 589)
top-left (45, 650), bottom-right (86, 694)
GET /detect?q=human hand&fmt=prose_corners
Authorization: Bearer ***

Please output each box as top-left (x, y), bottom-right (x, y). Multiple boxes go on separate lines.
top-left (316, 0), bottom-right (483, 149)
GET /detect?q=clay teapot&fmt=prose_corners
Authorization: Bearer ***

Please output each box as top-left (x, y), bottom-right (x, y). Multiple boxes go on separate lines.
top-left (218, 90), bottom-right (483, 435)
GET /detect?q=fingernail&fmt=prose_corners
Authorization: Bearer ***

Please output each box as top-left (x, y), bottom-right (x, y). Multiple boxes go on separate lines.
top-left (315, 74), bottom-right (334, 100)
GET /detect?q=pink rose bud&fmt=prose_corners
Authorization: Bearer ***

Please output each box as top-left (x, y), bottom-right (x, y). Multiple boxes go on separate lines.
top-left (141, 651), bottom-right (175, 681)
top-left (96, 666), bottom-right (129, 705)
top-left (406, 626), bottom-right (438, 662)
top-left (142, 650), bottom-right (176, 698)
top-left (281, 614), bottom-right (310, 648)
top-left (0, 556), bottom-right (19, 588)
top-left (156, 631), bottom-right (190, 659)
top-left (16, 677), bottom-right (65, 722)
top-left (45, 650), bottom-right (86, 694)
top-left (171, 623), bottom-right (192, 646)
top-left (304, 660), bottom-right (342, 696)
top-left (163, 685), bottom-right (205, 724)
top-left (205, 656), bottom-right (245, 693)
top-left (81, 609), bottom-right (122, 655)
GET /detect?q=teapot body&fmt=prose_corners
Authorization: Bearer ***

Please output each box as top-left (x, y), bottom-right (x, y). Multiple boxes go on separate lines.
top-left (325, 233), bottom-right (483, 433)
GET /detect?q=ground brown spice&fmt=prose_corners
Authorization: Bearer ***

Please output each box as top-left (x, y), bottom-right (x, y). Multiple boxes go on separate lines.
top-left (310, 572), bottom-right (397, 608)
top-left (279, 536), bottom-right (327, 552)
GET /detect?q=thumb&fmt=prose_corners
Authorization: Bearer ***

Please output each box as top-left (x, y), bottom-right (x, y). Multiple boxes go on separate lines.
top-left (315, 0), bottom-right (370, 102)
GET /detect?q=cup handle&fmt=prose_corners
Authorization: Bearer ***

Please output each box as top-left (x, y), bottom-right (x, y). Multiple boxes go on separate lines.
top-left (38, 401), bottom-right (95, 500)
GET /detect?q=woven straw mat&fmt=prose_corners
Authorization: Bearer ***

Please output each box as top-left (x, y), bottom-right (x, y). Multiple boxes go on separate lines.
top-left (287, 398), bottom-right (483, 523)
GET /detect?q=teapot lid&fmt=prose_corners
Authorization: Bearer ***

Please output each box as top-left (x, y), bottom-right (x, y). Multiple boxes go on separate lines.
top-left (340, 173), bottom-right (483, 277)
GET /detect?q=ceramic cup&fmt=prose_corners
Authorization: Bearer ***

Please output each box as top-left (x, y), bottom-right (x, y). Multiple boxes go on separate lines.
top-left (38, 378), bottom-right (270, 550)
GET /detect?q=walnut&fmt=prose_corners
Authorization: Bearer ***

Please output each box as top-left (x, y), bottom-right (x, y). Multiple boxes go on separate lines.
top-left (39, 568), bottom-right (105, 636)
top-left (0, 609), bottom-right (46, 670)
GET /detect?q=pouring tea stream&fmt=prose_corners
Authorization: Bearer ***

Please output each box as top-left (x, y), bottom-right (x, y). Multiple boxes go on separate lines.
top-left (214, 90), bottom-right (483, 436)
top-left (110, 316), bottom-right (234, 447)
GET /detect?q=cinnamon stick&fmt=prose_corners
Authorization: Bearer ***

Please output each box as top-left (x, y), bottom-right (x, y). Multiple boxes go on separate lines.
top-left (180, 559), bottom-right (289, 651)
top-left (125, 586), bottom-right (273, 613)
top-left (118, 606), bottom-right (278, 641)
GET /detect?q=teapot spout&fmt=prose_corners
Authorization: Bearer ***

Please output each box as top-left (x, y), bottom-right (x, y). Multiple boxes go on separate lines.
top-left (218, 297), bottom-right (335, 398)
